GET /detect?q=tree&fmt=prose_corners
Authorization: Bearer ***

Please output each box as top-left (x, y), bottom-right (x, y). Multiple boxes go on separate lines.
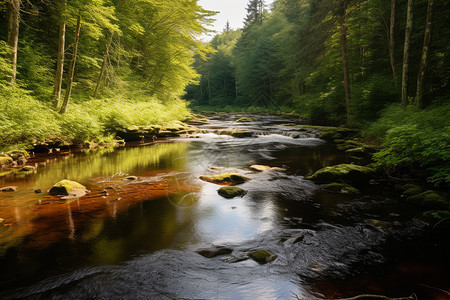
top-left (401, 0), bottom-right (414, 106)
top-left (244, 0), bottom-right (265, 26)
top-left (52, 0), bottom-right (66, 109)
top-left (415, 0), bottom-right (434, 107)
top-left (338, 0), bottom-right (351, 122)
top-left (389, 0), bottom-right (397, 86)
top-left (7, 0), bottom-right (21, 83)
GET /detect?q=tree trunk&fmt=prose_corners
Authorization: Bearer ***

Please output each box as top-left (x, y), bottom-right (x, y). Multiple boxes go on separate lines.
top-left (389, 0), bottom-right (397, 86)
top-left (52, 0), bottom-right (66, 109)
top-left (339, 0), bottom-right (351, 123)
top-left (59, 15), bottom-right (81, 114)
top-left (401, 0), bottom-right (414, 106)
top-left (93, 32), bottom-right (114, 97)
top-left (7, 0), bottom-right (21, 84)
top-left (415, 0), bottom-right (434, 107)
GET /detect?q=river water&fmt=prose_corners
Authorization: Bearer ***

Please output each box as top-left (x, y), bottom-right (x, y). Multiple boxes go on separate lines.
top-left (0, 114), bottom-right (448, 299)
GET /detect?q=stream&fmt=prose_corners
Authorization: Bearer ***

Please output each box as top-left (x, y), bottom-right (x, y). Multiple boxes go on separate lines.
top-left (0, 114), bottom-right (448, 299)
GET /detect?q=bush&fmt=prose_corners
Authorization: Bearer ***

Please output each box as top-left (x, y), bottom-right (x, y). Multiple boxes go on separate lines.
top-left (369, 103), bottom-right (450, 185)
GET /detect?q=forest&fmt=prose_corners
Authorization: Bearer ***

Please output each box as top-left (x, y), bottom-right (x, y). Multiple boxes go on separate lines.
top-left (186, 0), bottom-right (449, 186)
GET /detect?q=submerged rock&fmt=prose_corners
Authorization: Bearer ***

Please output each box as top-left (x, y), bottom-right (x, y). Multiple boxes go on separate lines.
top-left (217, 186), bottom-right (246, 199)
top-left (250, 165), bottom-right (286, 172)
top-left (200, 173), bottom-right (251, 185)
top-left (196, 246), bottom-right (233, 258)
top-left (308, 164), bottom-right (375, 184)
top-left (249, 249), bottom-right (277, 264)
top-left (323, 182), bottom-right (360, 194)
top-left (216, 130), bottom-right (253, 138)
top-left (49, 180), bottom-right (87, 197)
top-left (406, 190), bottom-right (448, 210)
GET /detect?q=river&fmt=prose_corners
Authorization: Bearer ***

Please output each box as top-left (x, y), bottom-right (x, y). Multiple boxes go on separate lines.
top-left (0, 114), bottom-right (448, 299)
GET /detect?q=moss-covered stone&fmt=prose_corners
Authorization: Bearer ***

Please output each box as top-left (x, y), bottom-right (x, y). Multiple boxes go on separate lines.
top-left (196, 246), bottom-right (233, 258)
top-left (308, 164), bottom-right (375, 183)
top-left (185, 113), bottom-right (209, 125)
top-left (407, 190), bottom-right (448, 210)
top-left (7, 150), bottom-right (30, 159)
top-left (49, 180), bottom-right (87, 196)
top-left (415, 210), bottom-right (450, 226)
top-left (231, 130), bottom-right (253, 138)
top-left (218, 186), bottom-right (246, 199)
top-left (0, 157), bottom-right (13, 166)
top-left (323, 182), bottom-right (360, 194)
top-left (249, 249), bottom-right (277, 264)
top-left (200, 173), bottom-right (251, 185)
top-left (236, 117), bottom-right (258, 122)
top-left (364, 219), bottom-right (393, 230)
top-left (401, 184), bottom-right (425, 196)
top-left (21, 165), bottom-right (36, 172)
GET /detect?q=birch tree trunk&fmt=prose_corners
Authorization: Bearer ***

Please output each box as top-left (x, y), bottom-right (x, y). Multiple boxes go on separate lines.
top-left (52, 0), bottom-right (67, 109)
top-left (7, 0), bottom-right (21, 84)
top-left (401, 0), bottom-right (414, 106)
top-left (93, 32), bottom-right (114, 97)
top-left (389, 0), bottom-right (397, 86)
top-left (415, 0), bottom-right (434, 107)
top-left (59, 15), bottom-right (81, 114)
top-left (339, 0), bottom-right (351, 123)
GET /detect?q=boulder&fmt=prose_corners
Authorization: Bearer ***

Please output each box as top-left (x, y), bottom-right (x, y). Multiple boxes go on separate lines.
top-left (406, 190), bottom-right (448, 210)
top-left (49, 180), bottom-right (87, 197)
top-left (0, 186), bottom-right (17, 192)
top-left (308, 164), bottom-right (375, 184)
top-left (0, 156), bottom-right (13, 167)
top-left (248, 249), bottom-right (277, 264)
top-left (415, 210), bottom-right (450, 226)
top-left (196, 246), bottom-right (233, 258)
top-left (323, 182), bottom-right (360, 194)
top-left (217, 186), bottom-right (246, 199)
top-left (200, 173), bottom-right (251, 185)
top-left (7, 150), bottom-right (30, 159)
top-left (400, 183), bottom-right (425, 196)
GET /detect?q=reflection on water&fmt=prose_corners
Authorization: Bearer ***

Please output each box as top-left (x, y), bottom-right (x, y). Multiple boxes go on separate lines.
top-left (0, 115), bottom-right (448, 299)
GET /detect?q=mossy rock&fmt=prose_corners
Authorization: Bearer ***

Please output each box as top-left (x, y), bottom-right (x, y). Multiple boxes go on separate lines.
top-left (231, 130), bottom-right (253, 138)
top-left (308, 164), bottom-right (375, 184)
top-left (364, 219), bottom-right (393, 230)
top-left (196, 246), bottom-right (233, 258)
top-left (218, 186), bottom-right (246, 199)
top-left (236, 117), bottom-right (258, 122)
top-left (401, 184), bottom-right (425, 196)
top-left (0, 157), bottom-right (13, 166)
top-left (323, 182), bottom-right (360, 194)
top-left (200, 173), bottom-right (251, 185)
top-left (21, 165), bottom-right (36, 172)
top-left (248, 249), bottom-right (277, 264)
top-left (7, 150), bottom-right (30, 159)
top-left (415, 210), bottom-right (450, 226)
top-left (406, 190), bottom-right (448, 210)
top-left (49, 180), bottom-right (87, 196)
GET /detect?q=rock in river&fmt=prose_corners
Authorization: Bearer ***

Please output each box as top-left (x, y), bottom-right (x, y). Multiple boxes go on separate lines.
top-left (217, 186), bottom-right (246, 199)
top-left (308, 163), bottom-right (375, 184)
top-left (406, 190), bottom-right (449, 210)
top-left (248, 249), bottom-right (277, 264)
top-left (323, 182), bottom-right (360, 194)
top-left (196, 246), bottom-right (233, 258)
top-left (200, 173), bottom-right (251, 185)
top-left (49, 180), bottom-right (87, 197)
top-left (0, 186), bottom-right (17, 192)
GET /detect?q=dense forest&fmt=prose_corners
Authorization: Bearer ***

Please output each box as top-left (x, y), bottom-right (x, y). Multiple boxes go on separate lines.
top-left (186, 0), bottom-right (449, 186)
top-left (0, 0), bottom-right (214, 146)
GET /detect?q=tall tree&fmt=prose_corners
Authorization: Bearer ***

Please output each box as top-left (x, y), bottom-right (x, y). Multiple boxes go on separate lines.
top-left (389, 0), bottom-right (397, 86)
top-left (401, 0), bottom-right (414, 106)
top-left (59, 15), bottom-right (81, 114)
top-left (7, 0), bottom-right (21, 83)
top-left (415, 0), bottom-right (434, 107)
top-left (52, 0), bottom-right (66, 109)
top-left (93, 31), bottom-right (114, 97)
top-left (244, 0), bottom-right (264, 26)
top-left (339, 0), bottom-right (351, 122)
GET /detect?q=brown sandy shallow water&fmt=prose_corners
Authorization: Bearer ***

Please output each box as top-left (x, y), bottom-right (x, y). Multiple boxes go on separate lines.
top-left (0, 115), bottom-right (448, 299)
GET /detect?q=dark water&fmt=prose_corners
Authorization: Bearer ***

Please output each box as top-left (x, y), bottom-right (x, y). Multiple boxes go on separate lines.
top-left (0, 114), bottom-right (448, 299)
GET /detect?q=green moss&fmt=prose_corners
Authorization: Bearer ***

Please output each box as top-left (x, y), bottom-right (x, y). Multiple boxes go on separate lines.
top-left (407, 190), bottom-right (448, 210)
top-left (236, 117), bottom-right (258, 122)
top-left (0, 157), bottom-right (13, 166)
top-left (364, 219), bottom-right (393, 229)
top-left (416, 210), bottom-right (450, 226)
top-left (218, 186), bottom-right (246, 198)
top-left (249, 249), bottom-right (274, 264)
top-left (200, 173), bottom-right (251, 185)
top-left (324, 182), bottom-right (360, 194)
top-left (308, 164), bottom-right (375, 183)
top-left (401, 184), bottom-right (424, 196)
top-left (49, 179), bottom-right (87, 196)
top-left (7, 150), bottom-right (30, 159)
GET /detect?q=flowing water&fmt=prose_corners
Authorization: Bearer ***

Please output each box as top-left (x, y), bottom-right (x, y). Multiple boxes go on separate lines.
top-left (0, 114), bottom-right (448, 299)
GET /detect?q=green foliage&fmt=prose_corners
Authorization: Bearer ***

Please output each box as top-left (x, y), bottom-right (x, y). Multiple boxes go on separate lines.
top-left (370, 103), bottom-right (450, 185)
